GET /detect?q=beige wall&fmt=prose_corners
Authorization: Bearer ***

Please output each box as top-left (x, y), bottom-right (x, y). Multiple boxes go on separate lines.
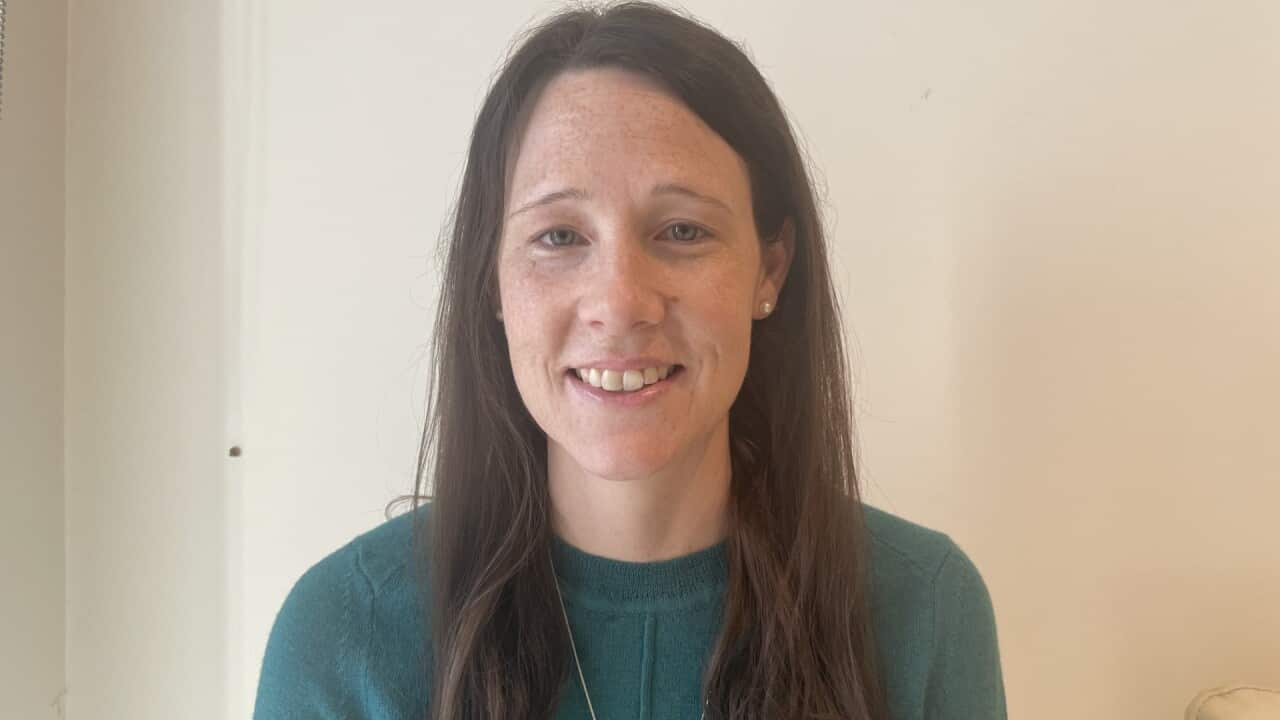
top-left (833, 3), bottom-right (1280, 716)
top-left (0, 0), bottom-right (68, 718)
top-left (64, 0), bottom-right (229, 717)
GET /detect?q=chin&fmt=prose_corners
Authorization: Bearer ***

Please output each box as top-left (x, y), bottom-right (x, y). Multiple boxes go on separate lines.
top-left (567, 441), bottom-right (678, 483)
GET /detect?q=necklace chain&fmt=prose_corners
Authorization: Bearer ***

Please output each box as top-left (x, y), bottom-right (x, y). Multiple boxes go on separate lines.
top-left (550, 554), bottom-right (707, 720)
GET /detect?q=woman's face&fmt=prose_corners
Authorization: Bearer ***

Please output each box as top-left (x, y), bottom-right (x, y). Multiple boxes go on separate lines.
top-left (497, 67), bottom-right (791, 483)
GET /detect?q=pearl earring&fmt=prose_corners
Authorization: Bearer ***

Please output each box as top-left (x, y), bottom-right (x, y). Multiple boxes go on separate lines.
top-left (496, 309), bottom-right (504, 322)
top-left (759, 300), bottom-right (774, 316)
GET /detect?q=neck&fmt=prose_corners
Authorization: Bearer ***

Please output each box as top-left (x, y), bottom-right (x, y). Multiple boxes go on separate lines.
top-left (547, 425), bottom-right (732, 563)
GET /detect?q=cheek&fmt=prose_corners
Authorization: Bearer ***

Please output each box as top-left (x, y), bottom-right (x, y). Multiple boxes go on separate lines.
top-left (504, 307), bottom-right (549, 373)
top-left (722, 278), bottom-right (762, 369)
top-left (503, 319), bottom-right (555, 426)
top-left (698, 269), bottom-right (755, 341)
top-left (498, 254), bottom-right (536, 328)
top-left (499, 252), bottom-right (562, 315)
top-left (500, 271), bottom-right (568, 397)
top-left (497, 266), bottom-right (538, 364)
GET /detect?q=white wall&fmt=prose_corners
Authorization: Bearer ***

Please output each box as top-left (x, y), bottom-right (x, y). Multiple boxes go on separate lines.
top-left (233, 2), bottom-right (524, 713)
top-left (238, 2), bottom-right (1280, 719)
top-left (64, 0), bottom-right (229, 717)
top-left (826, 3), bottom-right (1280, 716)
top-left (0, 1), bottom-right (68, 718)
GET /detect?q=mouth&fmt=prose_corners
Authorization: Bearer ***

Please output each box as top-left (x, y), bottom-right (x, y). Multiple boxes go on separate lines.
top-left (565, 364), bottom-right (685, 394)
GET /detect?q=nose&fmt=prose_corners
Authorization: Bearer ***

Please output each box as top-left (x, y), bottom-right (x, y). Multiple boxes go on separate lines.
top-left (577, 235), bottom-right (667, 334)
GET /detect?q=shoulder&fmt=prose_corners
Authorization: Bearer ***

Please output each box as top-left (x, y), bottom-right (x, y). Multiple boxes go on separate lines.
top-left (861, 503), bottom-right (1007, 719)
top-left (276, 502), bottom-right (424, 616)
top-left (350, 502), bottom-right (425, 592)
top-left (253, 503), bottom-right (431, 719)
top-left (863, 502), bottom-right (994, 621)
top-left (862, 502), bottom-right (960, 583)
top-left (861, 503), bottom-right (997, 620)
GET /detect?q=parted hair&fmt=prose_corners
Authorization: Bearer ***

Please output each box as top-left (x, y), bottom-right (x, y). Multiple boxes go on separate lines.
top-left (390, 2), bottom-right (888, 718)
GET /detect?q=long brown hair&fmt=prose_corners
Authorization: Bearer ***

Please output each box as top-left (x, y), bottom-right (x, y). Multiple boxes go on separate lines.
top-left (389, 2), bottom-right (888, 718)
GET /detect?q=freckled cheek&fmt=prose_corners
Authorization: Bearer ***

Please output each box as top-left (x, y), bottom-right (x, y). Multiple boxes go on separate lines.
top-left (713, 282), bottom-right (757, 366)
top-left (502, 283), bottom-right (567, 389)
top-left (500, 267), bottom-right (541, 327)
top-left (684, 302), bottom-right (752, 377)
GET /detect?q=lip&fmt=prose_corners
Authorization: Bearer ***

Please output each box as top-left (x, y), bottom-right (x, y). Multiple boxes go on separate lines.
top-left (566, 357), bottom-right (677, 372)
top-left (566, 365), bottom-right (683, 407)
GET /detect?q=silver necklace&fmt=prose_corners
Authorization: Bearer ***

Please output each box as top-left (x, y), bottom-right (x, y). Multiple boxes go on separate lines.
top-left (550, 554), bottom-right (707, 720)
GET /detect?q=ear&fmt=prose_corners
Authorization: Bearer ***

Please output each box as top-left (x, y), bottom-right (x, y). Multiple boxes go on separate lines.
top-left (756, 216), bottom-right (796, 312)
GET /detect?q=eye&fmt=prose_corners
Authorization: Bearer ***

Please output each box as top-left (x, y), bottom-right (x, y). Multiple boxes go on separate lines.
top-left (535, 228), bottom-right (581, 248)
top-left (664, 222), bottom-right (709, 243)
top-left (533, 222), bottom-right (711, 249)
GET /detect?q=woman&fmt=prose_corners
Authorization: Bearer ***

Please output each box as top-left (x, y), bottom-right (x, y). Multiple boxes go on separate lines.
top-left (255, 2), bottom-right (1007, 719)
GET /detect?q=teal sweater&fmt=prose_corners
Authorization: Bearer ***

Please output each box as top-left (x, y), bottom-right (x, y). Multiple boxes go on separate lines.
top-left (254, 503), bottom-right (1006, 719)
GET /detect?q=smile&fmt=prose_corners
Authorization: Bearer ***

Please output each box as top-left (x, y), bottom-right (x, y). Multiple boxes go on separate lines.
top-left (571, 365), bottom-right (676, 393)
top-left (565, 365), bottom-right (684, 405)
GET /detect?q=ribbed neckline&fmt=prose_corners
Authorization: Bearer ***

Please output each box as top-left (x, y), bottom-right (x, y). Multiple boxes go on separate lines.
top-left (550, 533), bottom-right (729, 612)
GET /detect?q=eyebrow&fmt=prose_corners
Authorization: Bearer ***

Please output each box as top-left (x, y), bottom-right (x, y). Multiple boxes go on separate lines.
top-left (506, 182), bottom-right (733, 219)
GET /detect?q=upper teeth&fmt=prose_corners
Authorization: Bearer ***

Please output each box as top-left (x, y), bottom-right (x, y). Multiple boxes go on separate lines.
top-left (575, 365), bottom-right (673, 392)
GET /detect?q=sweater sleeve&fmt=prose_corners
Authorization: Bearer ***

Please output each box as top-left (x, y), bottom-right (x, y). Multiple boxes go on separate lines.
top-left (254, 545), bottom-right (375, 719)
top-left (923, 543), bottom-right (1008, 720)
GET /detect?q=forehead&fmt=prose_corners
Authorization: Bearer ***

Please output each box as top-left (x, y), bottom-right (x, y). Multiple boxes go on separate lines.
top-left (506, 67), bottom-right (751, 211)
